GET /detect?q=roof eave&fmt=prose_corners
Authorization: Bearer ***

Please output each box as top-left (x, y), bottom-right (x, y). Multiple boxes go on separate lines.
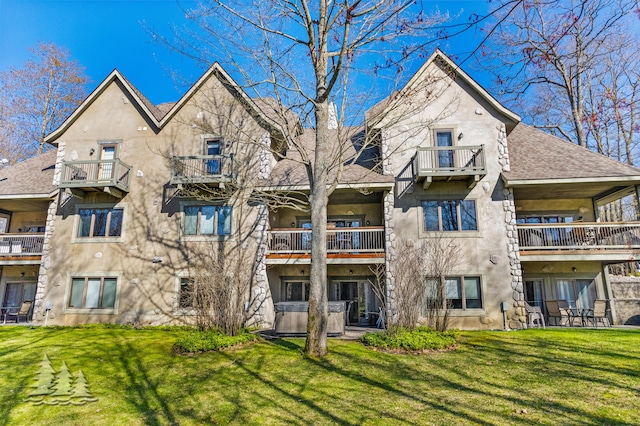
top-left (503, 175), bottom-right (640, 187)
top-left (44, 70), bottom-right (162, 145)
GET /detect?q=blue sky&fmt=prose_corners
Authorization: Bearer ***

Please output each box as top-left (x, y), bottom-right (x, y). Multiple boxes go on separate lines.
top-left (0, 0), bottom-right (493, 106)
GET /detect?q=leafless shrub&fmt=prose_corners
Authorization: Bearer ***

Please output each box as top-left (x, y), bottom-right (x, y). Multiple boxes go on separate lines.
top-left (392, 235), bottom-right (461, 331)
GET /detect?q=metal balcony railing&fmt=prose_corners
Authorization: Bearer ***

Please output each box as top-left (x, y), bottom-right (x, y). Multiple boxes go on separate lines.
top-left (59, 159), bottom-right (131, 192)
top-left (517, 222), bottom-right (640, 251)
top-left (267, 227), bottom-right (385, 254)
top-left (0, 234), bottom-right (45, 256)
top-left (170, 155), bottom-right (233, 185)
top-left (414, 145), bottom-right (486, 177)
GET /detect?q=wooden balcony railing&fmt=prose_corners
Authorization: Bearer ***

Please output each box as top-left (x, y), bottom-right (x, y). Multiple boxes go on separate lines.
top-left (0, 234), bottom-right (45, 256)
top-left (414, 145), bottom-right (486, 177)
top-left (267, 227), bottom-right (385, 254)
top-left (170, 155), bottom-right (233, 185)
top-left (59, 159), bottom-right (131, 194)
top-left (517, 222), bottom-right (640, 251)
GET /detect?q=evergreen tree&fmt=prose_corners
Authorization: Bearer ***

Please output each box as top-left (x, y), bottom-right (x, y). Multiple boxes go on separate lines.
top-left (50, 361), bottom-right (73, 397)
top-left (28, 353), bottom-right (56, 397)
top-left (70, 370), bottom-right (97, 403)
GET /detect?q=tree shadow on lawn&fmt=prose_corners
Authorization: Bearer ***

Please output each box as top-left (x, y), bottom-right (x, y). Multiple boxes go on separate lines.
top-left (0, 327), bottom-right (80, 426)
top-left (465, 330), bottom-right (640, 382)
top-left (312, 337), bottom-right (639, 425)
top-left (102, 329), bottom-right (182, 426)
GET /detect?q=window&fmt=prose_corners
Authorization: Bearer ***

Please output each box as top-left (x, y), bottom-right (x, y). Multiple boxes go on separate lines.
top-left (426, 276), bottom-right (482, 310)
top-left (179, 278), bottom-right (194, 309)
top-left (423, 200), bottom-right (477, 232)
top-left (283, 281), bottom-right (310, 301)
top-left (68, 277), bottom-right (117, 309)
top-left (184, 205), bottom-right (232, 236)
top-left (78, 208), bottom-right (123, 238)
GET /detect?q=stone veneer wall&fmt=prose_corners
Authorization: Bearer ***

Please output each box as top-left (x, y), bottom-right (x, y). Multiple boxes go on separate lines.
top-left (252, 204), bottom-right (269, 326)
top-left (32, 142), bottom-right (65, 324)
top-left (258, 133), bottom-right (272, 180)
top-left (32, 199), bottom-right (58, 324)
top-left (497, 125), bottom-right (526, 327)
top-left (380, 129), bottom-right (397, 320)
top-left (610, 275), bottom-right (640, 325)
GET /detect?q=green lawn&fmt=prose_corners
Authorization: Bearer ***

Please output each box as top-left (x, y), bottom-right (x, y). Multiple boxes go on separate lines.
top-left (1, 327), bottom-right (639, 425)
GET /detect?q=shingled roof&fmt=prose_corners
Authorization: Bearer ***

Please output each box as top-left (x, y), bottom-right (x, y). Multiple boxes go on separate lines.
top-left (259, 128), bottom-right (394, 189)
top-left (0, 151), bottom-right (57, 197)
top-left (504, 123), bottom-right (640, 182)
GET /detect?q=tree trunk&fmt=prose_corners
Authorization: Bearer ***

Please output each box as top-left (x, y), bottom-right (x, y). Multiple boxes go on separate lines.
top-left (305, 99), bottom-right (330, 357)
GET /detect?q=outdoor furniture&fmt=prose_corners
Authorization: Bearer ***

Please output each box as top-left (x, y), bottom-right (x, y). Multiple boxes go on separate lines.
top-left (376, 307), bottom-right (386, 329)
top-left (524, 301), bottom-right (545, 328)
top-left (5, 300), bottom-right (32, 323)
top-left (584, 300), bottom-right (611, 328)
top-left (557, 300), bottom-right (579, 326)
top-left (545, 300), bottom-right (573, 326)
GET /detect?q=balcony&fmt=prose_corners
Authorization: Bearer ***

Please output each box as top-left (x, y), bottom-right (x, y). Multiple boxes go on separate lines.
top-left (414, 145), bottom-right (486, 189)
top-left (266, 227), bottom-right (385, 264)
top-left (170, 155), bottom-right (233, 186)
top-left (517, 222), bottom-right (640, 262)
top-left (0, 234), bottom-right (45, 264)
top-left (59, 159), bottom-right (131, 198)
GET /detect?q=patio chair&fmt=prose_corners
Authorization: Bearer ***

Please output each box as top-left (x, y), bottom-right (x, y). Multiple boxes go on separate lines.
top-left (584, 300), bottom-right (611, 328)
top-left (5, 300), bottom-right (32, 323)
top-left (524, 301), bottom-right (545, 328)
top-left (545, 300), bottom-right (573, 326)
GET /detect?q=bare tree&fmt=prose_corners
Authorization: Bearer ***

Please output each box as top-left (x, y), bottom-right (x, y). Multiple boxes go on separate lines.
top-left (370, 235), bottom-right (461, 332)
top-left (481, 0), bottom-right (639, 158)
top-left (147, 0), bottom-right (524, 355)
top-left (0, 42), bottom-right (88, 161)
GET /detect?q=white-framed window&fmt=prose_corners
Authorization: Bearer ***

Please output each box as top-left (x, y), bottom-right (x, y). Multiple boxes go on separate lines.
top-left (183, 205), bottom-right (232, 236)
top-left (68, 277), bottom-right (117, 309)
top-left (422, 200), bottom-right (477, 232)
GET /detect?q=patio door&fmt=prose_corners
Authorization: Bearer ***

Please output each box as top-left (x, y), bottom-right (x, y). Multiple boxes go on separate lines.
top-left (99, 145), bottom-right (116, 180)
top-left (2, 282), bottom-right (36, 308)
top-left (524, 279), bottom-right (545, 314)
top-left (337, 280), bottom-right (376, 325)
top-left (205, 140), bottom-right (221, 175)
top-left (555, 279), bottom-right (597, 309)
top-left (436, 130), bottom-right (454, 169)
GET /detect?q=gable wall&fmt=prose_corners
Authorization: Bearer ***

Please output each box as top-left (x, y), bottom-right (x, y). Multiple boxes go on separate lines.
top-left (41, 75), bottom-right (270, 325)
top-left (381, 62), bottom-right (517, 329)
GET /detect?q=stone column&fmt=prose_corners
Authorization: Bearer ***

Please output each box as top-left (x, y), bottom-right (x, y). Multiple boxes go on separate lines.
top-left (251, 204), bottom-right (269, 327)
top-left (497, 124), bottom-right (526, 328)
top-left (383, 190), bottom-right (397, 323)
top-left (32, 199), bottom-right (58, 324)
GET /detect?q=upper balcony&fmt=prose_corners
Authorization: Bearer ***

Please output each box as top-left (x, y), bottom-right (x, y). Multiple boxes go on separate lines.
top-left (414, 145), bottom-right (486, 189)
top-left (59, 159), bottom-right (131, 198)
top-left (170, 155), bottom-right (233, 186)
top-left (266, 227), bottom-right (385, 264)
top-left (517, 222), bottom-right (640, 262)
top-left (0, 234), bottom-right (45, 265)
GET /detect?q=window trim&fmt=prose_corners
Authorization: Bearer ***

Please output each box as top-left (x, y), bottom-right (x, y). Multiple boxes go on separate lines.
top-left (425, 274), bottom-right (484, 313)
top-left (420, 198), bottom-right (479, 237)
top-left (174, 272), bottom-right (196, 315)
top-left (63, 272), bottom-right (121, 315)
top-left (179, 201), bottom-right (233, 242)
top-left (72, 203), bottom-right (126, 243)
top-left (280, 277), bottom-right (311, 302)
